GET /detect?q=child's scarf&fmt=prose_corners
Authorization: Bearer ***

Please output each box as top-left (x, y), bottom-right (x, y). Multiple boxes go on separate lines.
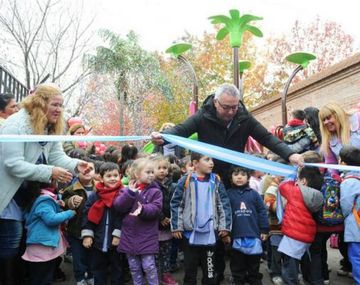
top-left (88, 181), bottom-right (122, 224)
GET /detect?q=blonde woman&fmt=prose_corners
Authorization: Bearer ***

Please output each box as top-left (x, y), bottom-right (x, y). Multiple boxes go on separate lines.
top-left (319, 102), bottom-right (360, 164)
top-left (0, 83), bottom-right (88, 283)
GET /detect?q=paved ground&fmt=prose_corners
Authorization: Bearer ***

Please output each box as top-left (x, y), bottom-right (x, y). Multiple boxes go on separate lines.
top-left (56, 245), bottom-right (355, 284)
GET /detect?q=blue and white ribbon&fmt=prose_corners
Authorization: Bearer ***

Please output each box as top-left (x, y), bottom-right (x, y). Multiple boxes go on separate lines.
top-left (304, 162), bottom-right (360, 172)
top-left (162, 134), bottom-right (296, 177)
top-left (0, 134), bottom-right (150, 143)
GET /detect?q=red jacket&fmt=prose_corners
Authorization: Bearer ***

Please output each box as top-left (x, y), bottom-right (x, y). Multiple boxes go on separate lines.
top-left (279, 180), bottom-right (316, 243)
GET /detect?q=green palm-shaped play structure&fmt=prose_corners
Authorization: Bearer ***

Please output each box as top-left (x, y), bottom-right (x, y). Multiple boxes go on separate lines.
top-left (281, 52), bottom-right (316, 125)
top-left (166, 42), bottom-right (199, 113)
top-left (209, 9), bottom-right (262, 90)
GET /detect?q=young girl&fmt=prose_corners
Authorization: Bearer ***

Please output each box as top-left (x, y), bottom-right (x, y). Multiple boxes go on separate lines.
top-left (227, 166), bottom-right (269, 285)
top-left (152, 155), bottom-right (178, 285)
top-left (113, 157), bottom-right (163, 285)
top-left (22, 181), bottom-right (75, 285)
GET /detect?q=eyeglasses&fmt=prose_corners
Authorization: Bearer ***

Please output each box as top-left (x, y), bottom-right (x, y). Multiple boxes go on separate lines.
top-left (216, 100), bottom-right (239, 111)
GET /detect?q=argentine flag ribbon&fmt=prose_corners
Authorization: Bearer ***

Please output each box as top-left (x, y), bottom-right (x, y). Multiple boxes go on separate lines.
top-left (162, 134), bottom-right (296, 177)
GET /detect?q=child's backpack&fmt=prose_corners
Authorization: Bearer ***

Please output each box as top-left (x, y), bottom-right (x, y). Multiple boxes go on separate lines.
top-left (282, 125), bottom-right (313, 154)
top-left (317, 174), bottom-right (344, 226)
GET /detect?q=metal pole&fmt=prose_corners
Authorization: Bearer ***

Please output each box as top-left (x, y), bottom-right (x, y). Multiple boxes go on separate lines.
top-left (281, 65), bottom-right (303, 125)
top-left (233, 47), bottom-right (239, 89)
top-left (179, 55), bottom-right (199, 111)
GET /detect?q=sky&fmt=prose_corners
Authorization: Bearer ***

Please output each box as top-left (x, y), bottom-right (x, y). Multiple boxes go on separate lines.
top-left (85, 0), bottom-right (360, 52)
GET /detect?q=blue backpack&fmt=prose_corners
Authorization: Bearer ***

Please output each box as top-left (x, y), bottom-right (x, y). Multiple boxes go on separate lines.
top-left (317, 174), bottom-right (344, 226)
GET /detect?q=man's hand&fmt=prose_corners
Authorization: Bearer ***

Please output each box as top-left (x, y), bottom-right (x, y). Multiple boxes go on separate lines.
top-left (151, 132), bottom-right (164, 145)
top-left (83, 237), bottom-right (93, 248)
top-left (172, 231), bottom-right (183, 239)
top-left (288, 153), bottom-right (304, 167)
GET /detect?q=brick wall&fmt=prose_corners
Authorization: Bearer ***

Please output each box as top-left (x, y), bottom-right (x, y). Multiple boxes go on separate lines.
top-left (250, 53), bottom-right (360, 129)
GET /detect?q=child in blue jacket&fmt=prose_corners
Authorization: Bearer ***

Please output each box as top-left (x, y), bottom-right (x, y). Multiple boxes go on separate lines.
top-left (227, 166), bottom-right (269, 285)
top-left (22, 181), bottom-right (75, 285)
top-left (339, 145), bottom-right (360, 284)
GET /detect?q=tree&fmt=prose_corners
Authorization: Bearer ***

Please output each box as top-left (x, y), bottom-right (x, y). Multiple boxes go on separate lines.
top-left (0, 0), bottom-right (94, 93)
top-left (260, 17), bottom-right (355, 101)
top-left (87, 29), bottom-right (171, 135)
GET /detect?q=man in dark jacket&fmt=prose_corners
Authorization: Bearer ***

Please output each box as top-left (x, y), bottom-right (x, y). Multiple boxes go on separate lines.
top-left (151, 83), bottom-right (303, 185)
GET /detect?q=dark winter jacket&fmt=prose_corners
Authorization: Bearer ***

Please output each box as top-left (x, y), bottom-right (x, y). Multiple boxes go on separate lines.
top-left (62, 180), bottom-right (96, 238)
top-left (155, 178), bottom-right (173, 230)
top-left (228, 185), bottom-right (269, 239)
top-left (81, 191), bottom-right (123, 252)
top-left (113, 182), bottom-right (163, 255)
top-left (163, 95), bottom-right (295, 181)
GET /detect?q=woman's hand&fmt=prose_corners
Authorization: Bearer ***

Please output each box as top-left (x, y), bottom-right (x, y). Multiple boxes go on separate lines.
top-left (52, 167), bottom-right (73, 184)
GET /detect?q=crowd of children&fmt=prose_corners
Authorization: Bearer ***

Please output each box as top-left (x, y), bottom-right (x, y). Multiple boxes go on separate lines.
top-left (1, 126), bottom-right (360, 285)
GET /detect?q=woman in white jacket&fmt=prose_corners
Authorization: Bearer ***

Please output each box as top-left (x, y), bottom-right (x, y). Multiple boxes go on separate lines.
top-left (0, 83), bottom-right (87, 284)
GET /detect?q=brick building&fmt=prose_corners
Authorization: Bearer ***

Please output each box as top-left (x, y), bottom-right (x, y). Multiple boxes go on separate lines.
top-left (251, 52), bottom-right (360, 128)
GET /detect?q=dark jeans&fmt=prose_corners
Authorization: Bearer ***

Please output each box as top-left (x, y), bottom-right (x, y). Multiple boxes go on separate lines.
top-left (339, 232), bottom-right (352, 271)
top-left (282, 254), bottom-right (299, 285)
top-left (270, 245), bottom-right (282, 278)
top-left (182, 238), bottom-right (217, 285)
top-left (67, 235), bottom-right (92, 282)
top-left (28, 258), bottom-right (57, 285)
top-left (301, 232), bottom-right (331, 284)
top-left (170, 238), bottom-right (180, 266)
top-left (0, 219), bottom-right (24, 285)
top-left (230, 250), bottom-right (262, 285)
top-left (0, 219), bottom-right (22, 259)
top-left (90, 247), bottom-right (123, 285)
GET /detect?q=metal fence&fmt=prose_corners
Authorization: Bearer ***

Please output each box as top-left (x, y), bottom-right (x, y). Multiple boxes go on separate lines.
top-left (0, 65), bottom-right (28, 102)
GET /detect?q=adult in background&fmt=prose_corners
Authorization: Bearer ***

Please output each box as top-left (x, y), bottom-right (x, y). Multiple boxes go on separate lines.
top-left (0, 93), bottom-right (19, 126)
top-left (151, 83), bottom-right (303, 283)
top-left (318, 101), bottom-right (360, 278)
top-left (0, 83), bottom-right (88, 285)
top-left (63, 123), bottom-right (95, 156)
top-left (304, 107), bottom-right (322, 145)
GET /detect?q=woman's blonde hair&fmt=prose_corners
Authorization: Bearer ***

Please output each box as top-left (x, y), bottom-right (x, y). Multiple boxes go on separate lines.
top-left (319, 102), bottom-right (350, 155)
top-left (130, 157), bottom-right (154, 180)
top-left (21, 83), bottom-right (64, 135)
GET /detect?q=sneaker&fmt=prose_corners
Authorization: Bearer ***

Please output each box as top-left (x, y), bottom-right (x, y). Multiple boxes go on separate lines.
top-left (272, 276), bottom-right (284, 285)
top-left (76, 280), bottom-right (87, 285)
top-left (337, 268), bottom-right (351, 277)
top-left (324, 280), bottom-right (330, 285)
top-left (160, 273), bottom-right (178, 285)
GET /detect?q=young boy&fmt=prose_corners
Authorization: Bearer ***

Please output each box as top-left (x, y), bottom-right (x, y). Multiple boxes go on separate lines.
top-left (82, 162), bottom-right (124, 285)
top-left (339, 145), bottom-right (360, 284)
top-left (227, 166), bottom-right (269, 285)
top-left (277, 153), bottom-right (324, 285)
top-left (62, 158), bottom-right (97, 285)
top-left (170, 152), bottom-right (232, 285)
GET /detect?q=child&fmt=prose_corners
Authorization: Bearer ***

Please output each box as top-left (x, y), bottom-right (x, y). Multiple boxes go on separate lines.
top-left (22, 181), bottom-right (75, 285)
top-left (227, 166), bottom-right (269, 285)
top-left (82, 162), bottom-right (124, 285)
top-left (339, 145), bottom-right (360, 284)
top-left (62, 158), bottom-right (96, 285)
top-left (277, 155), bottom-right (324, 285)
top-left (178, 155), bottom-right (194, 175)
top-left (113, 157), bottom-right (163, 285)
top-left (171, 152), bottom-right (232, 285)
top-left (151, 155), bottom-right (178, 285)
